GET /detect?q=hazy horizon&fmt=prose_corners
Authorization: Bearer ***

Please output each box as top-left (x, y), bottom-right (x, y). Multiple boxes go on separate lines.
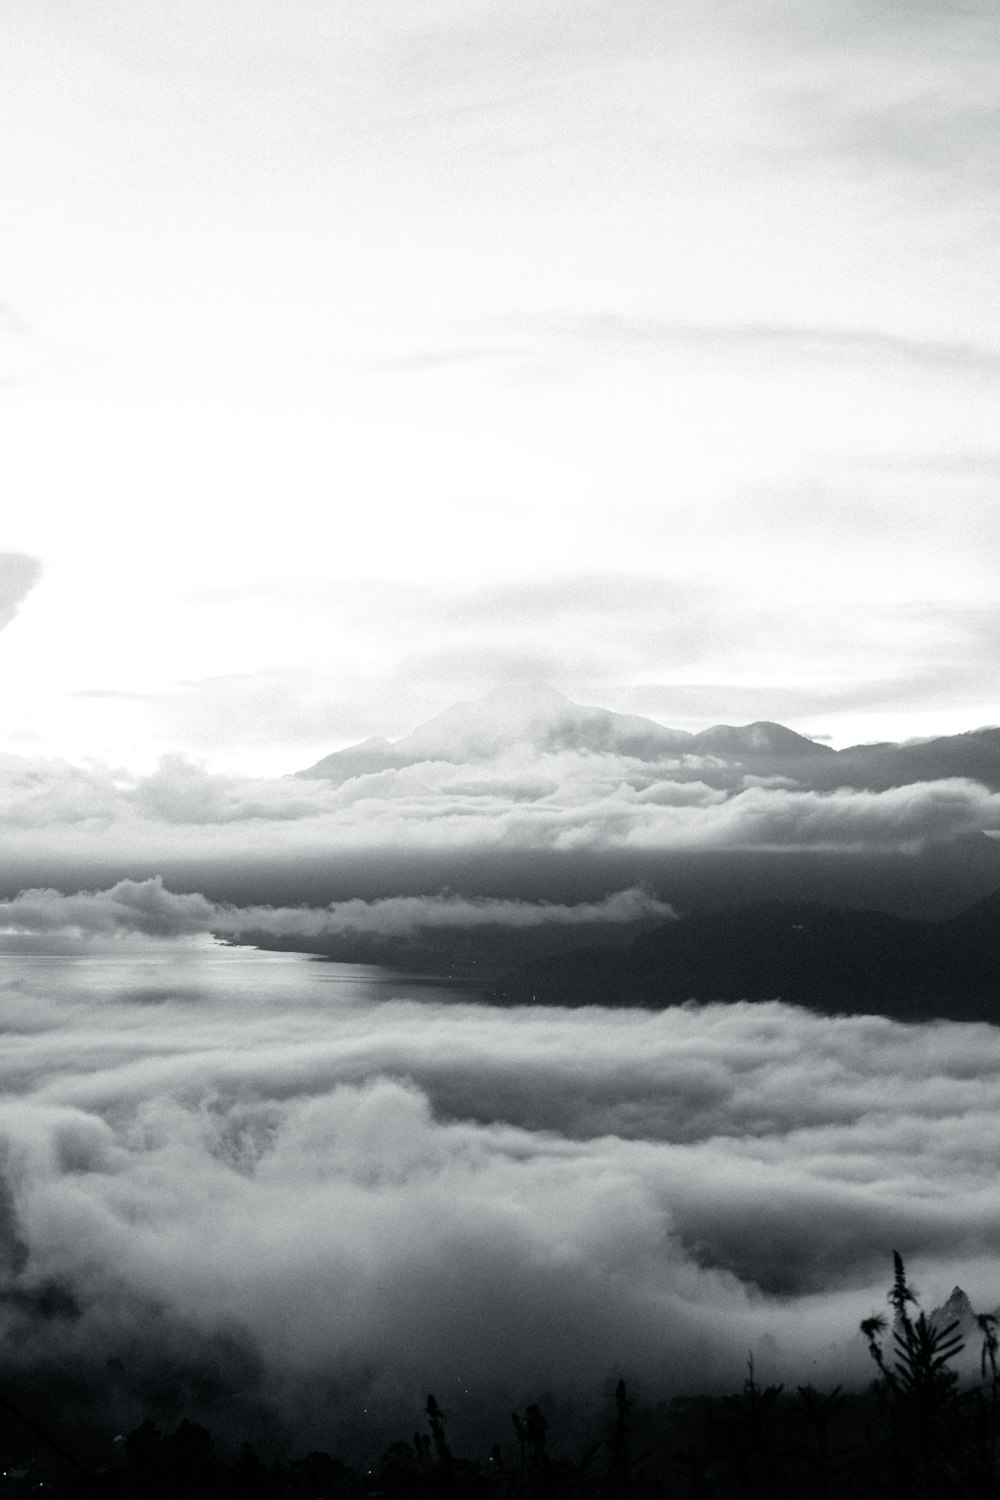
top-left (1, 1), bottom-right (999, 1481)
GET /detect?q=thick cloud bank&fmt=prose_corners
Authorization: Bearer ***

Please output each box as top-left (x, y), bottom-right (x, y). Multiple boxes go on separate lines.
top-left (2, 942), bottom-right (1000, 1449)
top-left (0, 748), bottom-right (998, 867)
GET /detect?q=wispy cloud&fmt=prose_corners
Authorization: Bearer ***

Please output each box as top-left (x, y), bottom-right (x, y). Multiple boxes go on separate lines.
top-left (521, 313), bottom-right (1000, 378)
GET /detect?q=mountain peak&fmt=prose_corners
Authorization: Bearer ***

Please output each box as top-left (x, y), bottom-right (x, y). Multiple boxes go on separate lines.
top-left (298, 685), bottom-right (693, 778)
top-left (692, 720), bottom-right (834, 759)
top-left (397, 682), bottom-right (580, 757)
top-left (930, 1286), bottom-right (977, 1333)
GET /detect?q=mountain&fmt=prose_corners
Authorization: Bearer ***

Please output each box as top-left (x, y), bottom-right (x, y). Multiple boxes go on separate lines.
top-left (488, 888), bottom-right (1000, 1022)
top-left (298, 684), bottom-right (696, 781)
top-left (296, 685), bottom-right (832, 783)
top-left (809, 726), bottom-right (1000, 793)
top-left (929, 1287), bottom-right (978, 1338)
top-left (298, 735), bottom-right (404, 782)
top-left (299, 685), bottom-right (1000, 791)
top-left (691, 721), bottom-right (834, 760)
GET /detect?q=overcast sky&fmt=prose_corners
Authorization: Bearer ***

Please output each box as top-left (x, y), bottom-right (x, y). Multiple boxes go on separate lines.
top-left (1, 0), bottom-right (998, 773)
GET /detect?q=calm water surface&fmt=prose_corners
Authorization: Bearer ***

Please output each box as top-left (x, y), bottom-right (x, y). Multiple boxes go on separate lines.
top-left (0, 934), bottom-right (477, 1009)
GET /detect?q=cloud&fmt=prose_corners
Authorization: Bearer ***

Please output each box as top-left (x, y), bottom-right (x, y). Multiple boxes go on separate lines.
top-left (3, 951), bottom-right (1000, 1448)
top-left (217, 886), bottom-right (677, 943)
top-left (0, 552), bottom-right (41, 633)
top-left (0, 749), bottom-right (998, 876)
top-left (0, 878), bottom-right (215, 939)
top-left (0, 753), bottom-right (330, 833)
top-left (0, 753), bottom-right (128, 830)
top-left (312, 770), bottom-right (1000, 857)
top-left (134, 753), bottom-right (326, 824)
top-left (655, 778), bottom-right (1000, 854)
top-left (834, 95), bottom-right (1000, 180)
top-left (0, 878), bottom-right (681, 973)
top-left (524, 313), bottom-right (1000, 380)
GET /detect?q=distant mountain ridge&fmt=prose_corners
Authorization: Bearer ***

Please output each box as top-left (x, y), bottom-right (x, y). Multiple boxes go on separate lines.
top-left (690, 720), bottom-right (834, 760)
top-left (299, 685), bottom-right (692, 779)
top-left (297, 685), bottom-right (999, 791)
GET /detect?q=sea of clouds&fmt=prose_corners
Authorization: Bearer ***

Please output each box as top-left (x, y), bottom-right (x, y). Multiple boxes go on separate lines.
top-left (0, 746), bottom-right (998, 864)
top-left (2, 924), bottom-right (1000, 1453)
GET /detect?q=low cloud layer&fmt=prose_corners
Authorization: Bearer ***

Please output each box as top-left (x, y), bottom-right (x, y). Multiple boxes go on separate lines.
top-left (0, 747), bottom-right (997, 870)
top-left (2, 943), bottom-right (1000, 1451)
top-left (0, 877), bottom-right (675, 956)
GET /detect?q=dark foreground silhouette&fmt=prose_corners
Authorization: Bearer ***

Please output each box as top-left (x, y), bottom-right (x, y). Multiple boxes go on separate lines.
top-left (3, 1257), bottom-right (1000, 1498)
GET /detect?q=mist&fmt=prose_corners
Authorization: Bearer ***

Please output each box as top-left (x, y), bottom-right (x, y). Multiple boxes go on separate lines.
top-left (3, 938), bottom-right (1000, 1454)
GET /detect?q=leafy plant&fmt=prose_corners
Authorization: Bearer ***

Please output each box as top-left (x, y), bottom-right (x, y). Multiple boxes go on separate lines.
top-left (860, 1251), bottom-right (969, 1496)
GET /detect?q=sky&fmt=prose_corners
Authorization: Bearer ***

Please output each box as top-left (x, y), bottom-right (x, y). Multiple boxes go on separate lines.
top-left (0, 0), bottom-right (998, 775)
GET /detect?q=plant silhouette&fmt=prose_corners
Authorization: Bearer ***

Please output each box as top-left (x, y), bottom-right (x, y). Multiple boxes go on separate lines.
top-left (2, 1254), bottom-right (1000, 1499)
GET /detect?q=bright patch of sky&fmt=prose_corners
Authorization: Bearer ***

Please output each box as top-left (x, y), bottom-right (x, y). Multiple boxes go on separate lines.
top-left (1, 1), bottom-right (998, 773)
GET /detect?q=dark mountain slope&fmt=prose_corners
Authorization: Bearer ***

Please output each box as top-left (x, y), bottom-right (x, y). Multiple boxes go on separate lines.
top-left (816, 726), bottom-right (1000, 792)
top-left (489, 889), bottom-right (1000, 1022)
top-left (691, 720), bottom-right (835, 760)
